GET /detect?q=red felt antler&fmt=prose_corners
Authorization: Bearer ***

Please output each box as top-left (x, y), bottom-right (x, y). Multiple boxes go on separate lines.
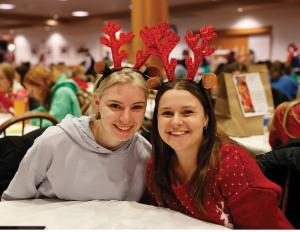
top-left (100, 21), bottom-right (134, 69)
top-left (184, 24), bottom-right (217, 80)
top-left (134, 22), bottom-right (180, 81)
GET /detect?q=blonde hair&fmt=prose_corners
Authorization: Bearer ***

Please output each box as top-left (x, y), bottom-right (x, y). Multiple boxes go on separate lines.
top-left (0, 63), bottom-right (15, 87)
top-left (89, 69), bottom-right (148, 115)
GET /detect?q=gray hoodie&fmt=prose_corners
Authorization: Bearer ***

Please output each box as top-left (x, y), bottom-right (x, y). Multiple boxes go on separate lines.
top-left (2, 115), bottom-right (151, 201)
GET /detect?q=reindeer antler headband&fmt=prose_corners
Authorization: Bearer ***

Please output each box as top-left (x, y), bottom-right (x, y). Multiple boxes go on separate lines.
top-left (94, 21), bottom-right (217, 90)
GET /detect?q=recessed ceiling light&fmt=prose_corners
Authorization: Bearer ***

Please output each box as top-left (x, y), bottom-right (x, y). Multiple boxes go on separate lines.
top-left (0, 3), bottom-right (15, 10)
top-left (45, 19), bottom-right (58, 26)
top-left (58, 0), bottom-right (68, 2)
top-left (8, 43), bottom-right (15, 52)
top-left (237, 7), bottom-right (244, 13)
top-left (72, 11), bottom-right (89, 17)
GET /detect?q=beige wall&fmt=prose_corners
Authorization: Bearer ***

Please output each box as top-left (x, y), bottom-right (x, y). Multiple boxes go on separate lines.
top-left (12, 3), bottom-right (300, 65)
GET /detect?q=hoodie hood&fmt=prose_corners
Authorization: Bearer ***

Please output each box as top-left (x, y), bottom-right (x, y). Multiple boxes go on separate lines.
top-left (51, 74), bottom-right (79, 95)
top-left (57, 115), bottom-right (136, 154)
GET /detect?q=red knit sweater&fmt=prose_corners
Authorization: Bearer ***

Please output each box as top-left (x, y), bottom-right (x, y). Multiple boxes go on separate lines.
top-left (146, 143), bottom-right (293, 229)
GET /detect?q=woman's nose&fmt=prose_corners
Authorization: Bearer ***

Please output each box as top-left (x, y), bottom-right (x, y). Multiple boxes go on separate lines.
top-left (171, 114), bottom-right (183, 127)
top-left (119, 108), bottom-right (131, 122)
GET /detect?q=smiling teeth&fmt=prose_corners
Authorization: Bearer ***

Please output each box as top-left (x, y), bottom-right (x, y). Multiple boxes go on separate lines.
top-left (170, 131), bottom-right (186, 135)
top-left (116, 125), bottom-right (131, 131)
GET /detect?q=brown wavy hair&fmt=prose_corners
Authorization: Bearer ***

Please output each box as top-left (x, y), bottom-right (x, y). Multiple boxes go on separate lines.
top-left (150, 79), bottom-right (222, 213)
top-left (23, 66), bottom-right (55, 109)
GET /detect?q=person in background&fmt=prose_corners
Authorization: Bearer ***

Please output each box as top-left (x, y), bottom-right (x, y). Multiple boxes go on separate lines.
top-left (80, 48), bottom-right (96, 77)
top-left (287, 43), bottom-right (300, 70)
top-left (69, 65), bottom-right (89, 91)
top-left (270, 61), bottom-right (298, 100)
top-left (215, 51), bottom-right (247, 76)
top-left (1, 68), bottom-right (151, 201)
top-left (248, 49), bottom-right (256, 64)
top-left (0, 63), bottom-right (27, 113)
top-left (256, 140), bottom-right (300, 228)
top-left (145, 78), bottom-right (293, 229)
top-left (175, 49), bottom-right (190, 79)
top-left (23, 66), bottom-right (81, 126)
top-left (269, 100), bottom-right (300, 149)
top-left (199, 57), bottom-right (211, 74)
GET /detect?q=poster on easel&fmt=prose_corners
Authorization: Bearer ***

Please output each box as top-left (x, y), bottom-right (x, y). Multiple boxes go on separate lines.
top-left (233, 72), bottom-right (268, 117)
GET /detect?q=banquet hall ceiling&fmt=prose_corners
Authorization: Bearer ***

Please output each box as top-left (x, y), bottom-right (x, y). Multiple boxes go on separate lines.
top-left (0, 0), bottom-right (300, 30)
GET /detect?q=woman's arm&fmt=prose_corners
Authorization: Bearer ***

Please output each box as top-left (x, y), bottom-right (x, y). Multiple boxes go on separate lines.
top-left (219, 144), bottom-right (293, 229)
top-left (1, 131), bottom-right (54, 201)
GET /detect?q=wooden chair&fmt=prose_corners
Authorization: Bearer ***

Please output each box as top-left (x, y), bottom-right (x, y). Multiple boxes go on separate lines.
top-left (77, 89), bottom-right (92, 115)
top-left (0, 112), bottom-right (58, 136)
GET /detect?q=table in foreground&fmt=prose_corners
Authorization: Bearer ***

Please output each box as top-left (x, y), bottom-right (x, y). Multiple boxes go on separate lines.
top-left (0, 199), bottom-right (227, 229)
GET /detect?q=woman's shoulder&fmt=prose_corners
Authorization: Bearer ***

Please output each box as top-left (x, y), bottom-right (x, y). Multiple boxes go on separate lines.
top-left (132, 133), bottom-right (152, 159)
top-left (216, 143), bottom-right (281, 196)
top-left (132, 133), bottom-right (152, 150)
top-left (219, 143), bottom-right (253, 161)
top-left (218, 143), bottom-right (259, 175)
top-left (33, 125), bottom-right (68, 147)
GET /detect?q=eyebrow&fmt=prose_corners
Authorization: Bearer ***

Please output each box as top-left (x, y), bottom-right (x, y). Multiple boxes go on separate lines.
top-left (106, 100), bottom-right (146, 105)
top-left (159, 106), bottom-right (196, 111)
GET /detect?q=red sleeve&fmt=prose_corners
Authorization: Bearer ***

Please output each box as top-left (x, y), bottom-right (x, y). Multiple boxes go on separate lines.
top-left (0, 92), bottom-right (13, 110)
top-left (218, 144), bottom-right (293, 229)
top-left (269, 127), bottom-right (282, 149)
top-left (144, 159), bottom-right (158, 206)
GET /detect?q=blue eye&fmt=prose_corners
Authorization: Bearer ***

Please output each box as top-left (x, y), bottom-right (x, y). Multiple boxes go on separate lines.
top-left (109, 104), bottom-right (121, 109)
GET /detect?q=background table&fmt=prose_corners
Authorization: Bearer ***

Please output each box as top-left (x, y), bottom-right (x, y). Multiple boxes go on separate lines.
top-left (230, 132), bottom-right (271, 155)
top-left (0, 113), bottom-right (38, 137)
top-left (0, 199), bottom-right (227, 229)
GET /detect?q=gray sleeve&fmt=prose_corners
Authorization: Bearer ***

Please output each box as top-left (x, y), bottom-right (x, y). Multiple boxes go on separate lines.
top-left (1, 133), bottom-right (54, 201)
top-left (125, 137), bottom-right (151, 201)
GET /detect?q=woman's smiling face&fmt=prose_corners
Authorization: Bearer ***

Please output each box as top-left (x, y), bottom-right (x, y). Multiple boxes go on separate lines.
top-left (157, 89), bottom-right (208, 154)
top-left (94, 83), bottom-right (146, 148)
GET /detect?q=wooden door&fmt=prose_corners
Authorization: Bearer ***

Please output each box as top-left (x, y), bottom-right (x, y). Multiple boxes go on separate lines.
top-left (214, 36), bottom-right (248, 62)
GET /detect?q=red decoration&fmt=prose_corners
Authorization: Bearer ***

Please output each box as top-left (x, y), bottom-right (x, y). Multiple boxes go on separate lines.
top-left (184, 25), bottom-right (217, 80)
top-left (134, 22), bottom-right (180, 81)
top-left (99, 21), bottom-right (217, 85)
top-left (100, 21), bottom-right (134, 69)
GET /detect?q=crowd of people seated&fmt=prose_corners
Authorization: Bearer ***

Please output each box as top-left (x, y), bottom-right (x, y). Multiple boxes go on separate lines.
top-left (0, 61), bottom-right (95, 124)
top-left (0, 26), bottom-right (300, 229)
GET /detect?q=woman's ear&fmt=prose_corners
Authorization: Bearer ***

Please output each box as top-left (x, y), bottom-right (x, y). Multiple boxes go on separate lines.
top-left (92, 93), bottom-right (100, 112)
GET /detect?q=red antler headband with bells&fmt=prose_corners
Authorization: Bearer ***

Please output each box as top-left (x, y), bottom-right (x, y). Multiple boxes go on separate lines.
top-left (94, 21), bottom-right (217, 90)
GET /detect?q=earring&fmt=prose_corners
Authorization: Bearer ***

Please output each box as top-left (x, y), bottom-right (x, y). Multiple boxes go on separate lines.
top-left (204, 125), bottom-right (208, 130)
top-left (95, 112), bottom-right (101, 120)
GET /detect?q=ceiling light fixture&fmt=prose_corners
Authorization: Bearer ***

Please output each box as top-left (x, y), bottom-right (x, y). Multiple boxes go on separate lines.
top-left (45, 19), bottom-right (58, 26)
top-left (0, 3), bottom-right (15, 10)
top-left (72, 11), bottom-right (89, 17)
top-left (8, 43), bottom-right (15, 52)
top-left (237, 7), bottom-right (244, 13)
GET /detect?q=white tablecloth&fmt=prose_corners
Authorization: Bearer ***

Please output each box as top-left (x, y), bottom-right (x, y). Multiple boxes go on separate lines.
top-left (0, 199), bottom-right (227, 229)
top-left (230, 132), bottom-right (271, 155)
top-left (0, 113), bottom-right (12, 125)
